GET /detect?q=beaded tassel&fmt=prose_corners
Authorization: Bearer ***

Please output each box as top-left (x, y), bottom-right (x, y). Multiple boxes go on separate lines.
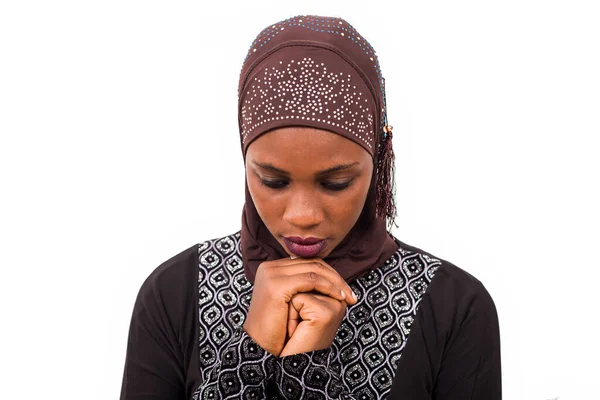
top-left (376, 124), bottom-right (397, 228)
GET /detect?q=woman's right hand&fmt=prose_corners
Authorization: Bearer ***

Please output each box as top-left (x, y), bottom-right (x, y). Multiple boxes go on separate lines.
top-left (242, 257), bottom-right (357, 356)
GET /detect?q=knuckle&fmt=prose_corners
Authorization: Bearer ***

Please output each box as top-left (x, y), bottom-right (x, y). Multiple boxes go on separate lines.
top-left (311, 261), bottom-right (326, 271)
top-left (261, 267), bottom-right (273, 278)
top-left (260, 265), bottom-right (276, 278)
top-left (256, 262), bottom-right (268, 273)
top-left (306, 271), bottom-right (318, 282)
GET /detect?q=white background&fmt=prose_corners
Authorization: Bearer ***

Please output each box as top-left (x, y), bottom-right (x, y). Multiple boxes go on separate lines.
top-left (1, 1), bottom-right (598, 399)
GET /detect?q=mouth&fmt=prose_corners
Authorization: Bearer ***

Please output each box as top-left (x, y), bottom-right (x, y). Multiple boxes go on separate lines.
top-left (283, 236), bottom-right (328, 258)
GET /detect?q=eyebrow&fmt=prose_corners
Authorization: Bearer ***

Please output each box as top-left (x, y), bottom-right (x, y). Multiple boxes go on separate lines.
top-left (252, 161), bottom-right (359, 176)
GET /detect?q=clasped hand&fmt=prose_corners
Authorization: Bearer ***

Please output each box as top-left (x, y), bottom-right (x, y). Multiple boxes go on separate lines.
top-left (243, 258), bottom-right (357, 357)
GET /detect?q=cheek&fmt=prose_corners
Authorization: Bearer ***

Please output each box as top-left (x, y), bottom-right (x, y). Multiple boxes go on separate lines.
top-left (325, 177), bottom-right (371, 226)
top-left (246, 173), bottom-right (283, 222)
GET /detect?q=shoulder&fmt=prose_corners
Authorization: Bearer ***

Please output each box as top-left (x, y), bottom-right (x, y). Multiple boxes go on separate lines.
top-left (390, 240), bottom-right (502, 398)
top-left (138, 243), bottom-right (199, 297)
top-left (132, 231), bottom-right (242, 324)
top-left (133, 242), bottom-right (200, 322)
top-left (139, 231), bottom-right (242, 296)
top-left (394, 238), bottom-right (498, 318)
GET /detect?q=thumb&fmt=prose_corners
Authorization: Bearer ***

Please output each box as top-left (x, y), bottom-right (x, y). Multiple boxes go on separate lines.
top-left (289, 292), bottom-right (327, 322)
top-left (287, 300), bottom-right (300, 340)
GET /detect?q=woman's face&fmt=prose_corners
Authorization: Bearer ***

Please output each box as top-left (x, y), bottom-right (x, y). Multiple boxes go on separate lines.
top-left (245, 126), bottom-right (373, 259)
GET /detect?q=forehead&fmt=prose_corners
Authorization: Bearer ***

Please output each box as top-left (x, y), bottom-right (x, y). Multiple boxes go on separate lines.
top-left (246, 126), bottom-right (372, 166)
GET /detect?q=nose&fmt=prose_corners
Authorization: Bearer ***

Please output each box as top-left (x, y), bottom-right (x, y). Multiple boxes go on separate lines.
top-left (282, 188), bottom-right (325, 229)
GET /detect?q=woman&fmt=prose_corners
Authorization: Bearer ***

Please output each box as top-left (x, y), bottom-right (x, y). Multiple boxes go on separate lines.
top-left (120, 15), bottom-right (501, 399)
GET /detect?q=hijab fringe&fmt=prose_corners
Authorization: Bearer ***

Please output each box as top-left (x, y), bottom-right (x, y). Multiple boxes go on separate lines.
top-left (376, 125), bottom-right (398, 229)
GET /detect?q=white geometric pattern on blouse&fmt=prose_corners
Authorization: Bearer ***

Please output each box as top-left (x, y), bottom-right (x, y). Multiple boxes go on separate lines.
top-left (191, 232), bottom-right (441, 400)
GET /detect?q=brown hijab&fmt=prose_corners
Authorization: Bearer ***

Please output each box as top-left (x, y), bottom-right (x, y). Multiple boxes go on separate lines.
top-left (238, 15), bottom-right (399, 284)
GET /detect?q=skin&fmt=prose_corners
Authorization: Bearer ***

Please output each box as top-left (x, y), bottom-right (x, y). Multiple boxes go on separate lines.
top-left (242, 126), bottom-right (374, 356)
top-left (245, 126), bottom-right (374, 258)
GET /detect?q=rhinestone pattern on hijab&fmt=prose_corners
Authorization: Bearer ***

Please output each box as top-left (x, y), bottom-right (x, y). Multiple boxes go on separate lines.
top-left (238, 15), bottom-right (400, 284)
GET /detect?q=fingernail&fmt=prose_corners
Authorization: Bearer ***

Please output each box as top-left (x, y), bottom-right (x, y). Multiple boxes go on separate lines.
top-left (341, 290), bottom-right (346, 299)
top-left (290, 255), bottom-right (297, 259)
top-left (352, 291), bottom-right (358, 301)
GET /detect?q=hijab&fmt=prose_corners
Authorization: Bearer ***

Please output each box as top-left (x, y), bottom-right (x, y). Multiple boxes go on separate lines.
top-left (238, 15), bottom-right (399, 284)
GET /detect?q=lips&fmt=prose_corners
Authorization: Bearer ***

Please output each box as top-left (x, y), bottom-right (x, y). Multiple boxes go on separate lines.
top-left (283, 236), bottom-right (328, 258)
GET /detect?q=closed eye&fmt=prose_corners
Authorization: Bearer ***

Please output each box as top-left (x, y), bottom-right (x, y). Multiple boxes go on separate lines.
top-left (260, 179), bottom-right (288, 189)
top-left (322, 180), bottom-right (353, 191)
top-left (259, 179), bottom-right (354, 192)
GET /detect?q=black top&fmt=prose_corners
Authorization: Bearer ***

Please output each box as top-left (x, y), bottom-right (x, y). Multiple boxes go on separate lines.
top-left (120, 231), bottom-right (501, 399)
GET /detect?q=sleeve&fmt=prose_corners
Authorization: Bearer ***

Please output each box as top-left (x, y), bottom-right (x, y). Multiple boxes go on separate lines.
top-left (269, 347), bottom-right (360, 400)
top-left (194, 328), bottom-right (279, 399)
top-left (120, 245), bottom-right (198, 400)
top-left (120, 243), bottom-right (281, 399)
top-left (120, 266), bottom-right (186, 398)
top-left (432, 279), bottom-right (502, 399)
top-left (388, 260), bottom-right (502, 400)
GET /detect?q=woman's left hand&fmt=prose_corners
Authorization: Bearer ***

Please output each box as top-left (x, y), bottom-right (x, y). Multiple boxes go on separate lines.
top-left (279, 292), bottom-right (347, 357)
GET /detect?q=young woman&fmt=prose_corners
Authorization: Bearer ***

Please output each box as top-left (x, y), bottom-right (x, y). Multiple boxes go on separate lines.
top-left (120, 15), bottom-right (502, 399)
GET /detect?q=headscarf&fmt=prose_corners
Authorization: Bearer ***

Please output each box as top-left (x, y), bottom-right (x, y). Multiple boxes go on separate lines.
top-left (238, 15), bottom-right (399, 284)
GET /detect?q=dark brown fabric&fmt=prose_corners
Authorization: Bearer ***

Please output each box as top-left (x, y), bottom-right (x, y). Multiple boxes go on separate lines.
top-left (238, 16), bottom-right (399, 284)
top-left (119, 239), bottom-right (502, 399)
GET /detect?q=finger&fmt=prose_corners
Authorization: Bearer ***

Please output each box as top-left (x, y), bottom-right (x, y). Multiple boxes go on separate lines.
top-left (296, 292), bottom-right (348, 308)
top-left (270, 261), bottom-right (357, 304)
top-left (265, 257), bottom-right (339, 275)
top-left (259, 258), bottom-right (358, 305)
top-left (262, 257), bottom-right (341, 279)
top-left (290, 293), bottom-right (347, 321)
top-left (276, 272), bottom-right (348, 302)
top-left (286, 259), bottom-right (358, 304)
top-left (287, 302), bottom-right (300, 339)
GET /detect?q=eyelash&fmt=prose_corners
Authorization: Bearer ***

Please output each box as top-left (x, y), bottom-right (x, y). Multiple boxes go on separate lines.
top-left (260, 179), bottom-right (353, 192)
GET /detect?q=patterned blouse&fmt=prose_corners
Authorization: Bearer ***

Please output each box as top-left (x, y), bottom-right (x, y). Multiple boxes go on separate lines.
top-left (120, 231), bottom-right (501, 399)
